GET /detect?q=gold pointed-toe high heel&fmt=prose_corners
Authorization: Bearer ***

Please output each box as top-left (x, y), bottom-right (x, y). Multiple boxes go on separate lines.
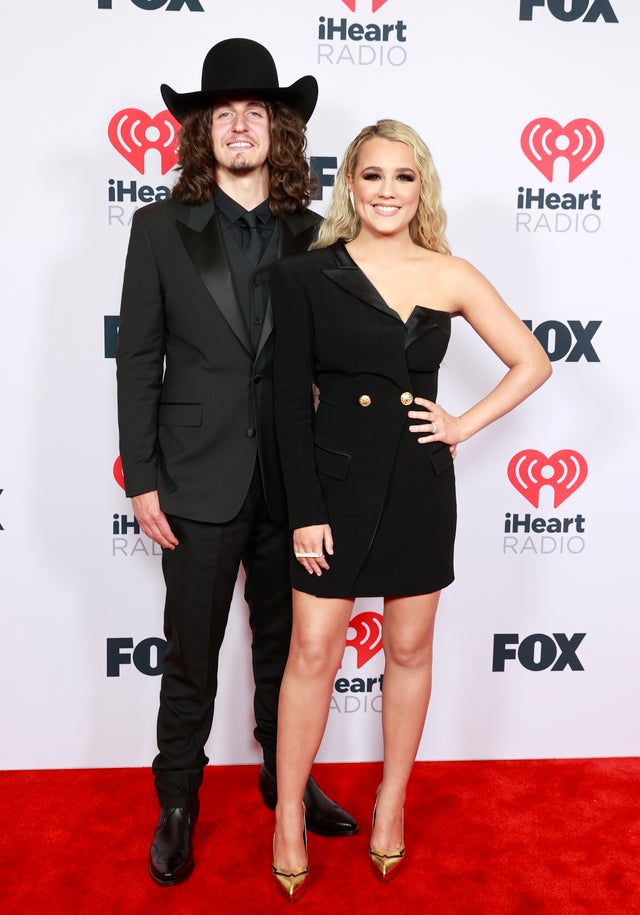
top-left (272, 807), bottom-right (309, 903)
top-left (369, 787), bottom-right (405, 883)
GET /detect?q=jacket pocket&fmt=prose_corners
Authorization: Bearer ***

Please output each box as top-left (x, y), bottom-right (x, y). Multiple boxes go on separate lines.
top-left (314, 444), bottom-right (351, 480)
top-left (428, 442), bottom-right (454, 476)
top-left (158, 402), bottom-right (202, 427)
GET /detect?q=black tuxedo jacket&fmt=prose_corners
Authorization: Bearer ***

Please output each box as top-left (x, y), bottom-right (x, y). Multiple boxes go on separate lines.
top-left (116, 195), bottom-right (321, 524)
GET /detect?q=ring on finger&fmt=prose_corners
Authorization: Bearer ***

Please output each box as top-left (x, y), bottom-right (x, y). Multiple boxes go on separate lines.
top-left (431, 421), bottom-right (438, 434)
top-left (294, 551), bottom-right (323, 558)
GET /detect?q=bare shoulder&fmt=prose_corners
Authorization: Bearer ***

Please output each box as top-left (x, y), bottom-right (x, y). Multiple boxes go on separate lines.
top-left (417, 250), bottom-right (477, 280)
top-left (442, 255), bottom-right (503, 303)
top-left (410, 251), bottom-right (493, 315)
top-left (434, 253), bottom-right (484, 280)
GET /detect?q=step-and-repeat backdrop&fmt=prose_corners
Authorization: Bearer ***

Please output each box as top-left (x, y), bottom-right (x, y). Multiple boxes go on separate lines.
top-left (2, 0), bottom-right (638, 769)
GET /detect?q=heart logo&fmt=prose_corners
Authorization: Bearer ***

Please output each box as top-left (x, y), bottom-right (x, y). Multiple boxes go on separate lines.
top-left (345, 611), bottom-right (383, 668)
top-left (521, 118), bottom-right (604, 182)
top-left (113, 456), bottom-right (125, 490)
top-left (507, 449), bottom-right (588, 508)
top-left (108, 108), bottom-right (180, 175)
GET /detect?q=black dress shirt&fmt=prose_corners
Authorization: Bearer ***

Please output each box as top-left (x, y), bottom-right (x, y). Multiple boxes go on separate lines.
top-left (214, 188), bottom-right (279, 352)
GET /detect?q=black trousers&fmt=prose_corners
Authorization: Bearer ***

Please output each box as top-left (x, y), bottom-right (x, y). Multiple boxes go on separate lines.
top-left (152, 467), bottom-right (292, 808)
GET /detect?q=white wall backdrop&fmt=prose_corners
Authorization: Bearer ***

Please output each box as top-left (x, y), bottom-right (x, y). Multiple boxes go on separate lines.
top-left (2, 0), bottom-right (638, 770)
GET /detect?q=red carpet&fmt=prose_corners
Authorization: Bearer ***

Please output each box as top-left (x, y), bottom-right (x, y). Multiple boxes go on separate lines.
top-left (2, 759), bottom-right (638, 914)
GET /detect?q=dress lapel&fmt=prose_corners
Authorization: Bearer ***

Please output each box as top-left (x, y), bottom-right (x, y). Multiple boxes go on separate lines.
top-left (176, 199), bottom-right (252, 355)
top-left (321, 243), bottom-right (401, 322)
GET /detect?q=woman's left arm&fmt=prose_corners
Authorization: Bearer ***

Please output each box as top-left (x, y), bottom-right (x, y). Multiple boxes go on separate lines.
top-left (409, 258), bottom-right (552, 445)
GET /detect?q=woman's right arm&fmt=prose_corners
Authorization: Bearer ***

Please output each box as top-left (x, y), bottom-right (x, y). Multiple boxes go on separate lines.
top-left (272, 260), bottom-right (330, 533)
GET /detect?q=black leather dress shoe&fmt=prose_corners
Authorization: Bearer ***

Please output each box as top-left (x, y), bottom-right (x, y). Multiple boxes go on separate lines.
top-left (259, 764), bottom-right (358, 837)
top-left (149, 804), bottom-right (198, 886)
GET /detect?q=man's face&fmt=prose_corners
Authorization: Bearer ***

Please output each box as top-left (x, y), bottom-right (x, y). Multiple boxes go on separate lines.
top-left (211, 99), bottom-right (270, 176)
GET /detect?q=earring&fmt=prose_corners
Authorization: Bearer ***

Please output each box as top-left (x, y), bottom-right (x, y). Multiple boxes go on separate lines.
top-left (349, 191), bottom-right (355, 210)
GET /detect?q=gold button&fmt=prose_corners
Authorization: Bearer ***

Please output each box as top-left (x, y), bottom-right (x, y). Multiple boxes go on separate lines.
top-left (358, 394), bottom-right (372, 407)
top-left (400, 392), bottom-right (414, 406)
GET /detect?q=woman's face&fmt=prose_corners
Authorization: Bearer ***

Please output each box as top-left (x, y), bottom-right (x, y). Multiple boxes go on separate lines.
top-left (347, 137), bottom-right (421, 239)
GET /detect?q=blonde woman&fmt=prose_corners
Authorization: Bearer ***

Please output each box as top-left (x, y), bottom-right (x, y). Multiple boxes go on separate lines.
top-left (270, 120), bottom-right (551, 901)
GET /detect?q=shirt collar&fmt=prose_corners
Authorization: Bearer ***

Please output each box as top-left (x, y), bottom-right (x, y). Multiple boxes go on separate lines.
top-left (214, 187), bottom-right (272, 226)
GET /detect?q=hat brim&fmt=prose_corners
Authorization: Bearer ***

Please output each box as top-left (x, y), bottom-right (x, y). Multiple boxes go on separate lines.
top-left (160, 75), bottom-right (318, 124)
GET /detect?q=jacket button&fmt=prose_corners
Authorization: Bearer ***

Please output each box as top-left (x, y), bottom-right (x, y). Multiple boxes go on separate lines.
top-left (400, 392), bottom-right (414, 405)
top-left (246, 427), bottom-right (256, 437)
top-left (253, 374), bottom-right (263, 384)
top-left (358, 394), bottom-right (372, 407)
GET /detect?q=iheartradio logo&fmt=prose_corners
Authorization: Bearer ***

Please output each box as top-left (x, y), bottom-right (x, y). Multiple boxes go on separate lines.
top-left (521, 118), bottom-right (604, 182)
top-left (341, 0), bottom-right (390, 10)
top-left (345, 611), bottom-right (383, 668)
top-left (108, 108), bottom-right (180, 175)
top-left (507, 449), bottom-right (588, 509)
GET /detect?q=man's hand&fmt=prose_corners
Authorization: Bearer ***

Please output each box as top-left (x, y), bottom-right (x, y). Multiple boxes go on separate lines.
top-left (131, 491), bottom-right (179, 550)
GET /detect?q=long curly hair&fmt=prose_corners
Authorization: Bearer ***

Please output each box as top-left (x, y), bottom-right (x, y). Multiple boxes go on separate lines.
top-left (171, 101), bottom-right (315, 216)
top-left (313, 119), bottom-right (450, 254)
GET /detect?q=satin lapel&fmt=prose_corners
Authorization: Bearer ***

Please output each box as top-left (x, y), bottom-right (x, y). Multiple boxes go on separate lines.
top-left (405, 308), bottom-right (449, 350)
top-left (255, 213), bottom-right (320, 360)
top-left (176, 201), bottom-right (252, 355)
top-left (321, 243), bottom-right (399, 322)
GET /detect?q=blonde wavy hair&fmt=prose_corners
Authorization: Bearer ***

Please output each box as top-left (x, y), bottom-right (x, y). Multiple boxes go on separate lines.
top-left (313, 119), bottom-right (450, 255)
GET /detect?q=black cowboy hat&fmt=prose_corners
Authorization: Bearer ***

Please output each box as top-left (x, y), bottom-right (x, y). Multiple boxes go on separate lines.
top-left (161, 38), bottom-right (318, 124)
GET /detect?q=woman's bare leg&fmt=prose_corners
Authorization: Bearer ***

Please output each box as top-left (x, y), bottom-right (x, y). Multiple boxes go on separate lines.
top-left (273, 589), bottom-right (354, 869)
top-left (371, 591), bottom-right (440, 851)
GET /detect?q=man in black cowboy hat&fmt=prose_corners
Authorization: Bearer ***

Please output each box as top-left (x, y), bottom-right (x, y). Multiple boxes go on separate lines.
top-left (116, 38), bottom-right (357, 886)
